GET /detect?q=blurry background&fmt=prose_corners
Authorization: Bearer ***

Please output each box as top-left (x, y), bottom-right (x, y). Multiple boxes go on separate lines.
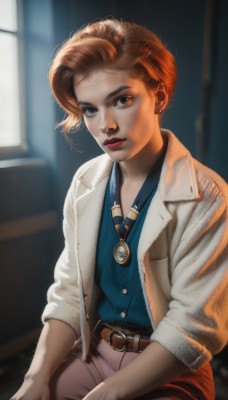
top-left (0, 0), bottom-right (227, 397)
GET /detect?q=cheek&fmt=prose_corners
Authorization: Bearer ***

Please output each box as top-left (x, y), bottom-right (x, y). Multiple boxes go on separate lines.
top-left (121, 107), bottom-right (142, 129)
top-left (136, 100), bottom-right (155, 127)
top-left (124, 104), bottom-right (149, 131)
top-left (127, 104), bottom-right (155, 139)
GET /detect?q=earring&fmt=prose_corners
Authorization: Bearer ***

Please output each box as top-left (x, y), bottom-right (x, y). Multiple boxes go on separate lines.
top-left (155, 107), bottom-right (163, 115)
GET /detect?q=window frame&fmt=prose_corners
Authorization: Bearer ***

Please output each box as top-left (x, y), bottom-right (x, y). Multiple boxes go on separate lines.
top-left (0, 0), bottom-right (27, 159)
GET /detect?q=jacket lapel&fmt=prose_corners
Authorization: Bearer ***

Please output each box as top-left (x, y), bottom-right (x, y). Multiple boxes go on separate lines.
top-left (74, 155), bottom-right (113, 304)
top-left (75, 176), bottom-right (109, 288)
top-left (138, 191), bottom-right (172, 262)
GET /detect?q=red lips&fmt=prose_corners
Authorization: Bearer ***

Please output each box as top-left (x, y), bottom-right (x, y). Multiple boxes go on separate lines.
top-left (103, 138), bottom-right (125, 145)
top-left (103, 137), bottom-right (126, 150)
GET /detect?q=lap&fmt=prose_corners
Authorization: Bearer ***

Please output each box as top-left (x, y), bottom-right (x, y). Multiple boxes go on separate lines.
top-left (50, 339), bottom-right (215, 400)
top-left (49, 348), bottom-right (103, 400)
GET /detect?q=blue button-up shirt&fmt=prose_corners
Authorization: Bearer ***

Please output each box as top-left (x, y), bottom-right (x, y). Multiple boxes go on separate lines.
top-left (95, 180), bottom-right (157, 329)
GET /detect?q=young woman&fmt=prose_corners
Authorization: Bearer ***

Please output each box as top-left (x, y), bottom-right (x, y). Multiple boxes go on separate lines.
top-left (12, 18), bottom-right (228, 400)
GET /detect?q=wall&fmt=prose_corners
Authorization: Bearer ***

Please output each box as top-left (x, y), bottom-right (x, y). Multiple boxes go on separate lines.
top-left (0, 159), bottom-right (57, 358)
top-left (207, 0), bottom-right (228, 177)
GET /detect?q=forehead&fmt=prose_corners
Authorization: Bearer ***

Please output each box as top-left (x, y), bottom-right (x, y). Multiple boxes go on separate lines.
top-left (73, 68), bottom-right (146, 101)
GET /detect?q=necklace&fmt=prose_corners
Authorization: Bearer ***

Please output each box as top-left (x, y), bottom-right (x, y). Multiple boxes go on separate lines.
top-left (110, 147), bottom-right (166, 266)
top-left (112, 203), bottom-right (138, 265)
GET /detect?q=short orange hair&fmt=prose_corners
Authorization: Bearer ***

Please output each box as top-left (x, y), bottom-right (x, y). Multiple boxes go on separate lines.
top-left (49, 18), bottom-right (177, 134)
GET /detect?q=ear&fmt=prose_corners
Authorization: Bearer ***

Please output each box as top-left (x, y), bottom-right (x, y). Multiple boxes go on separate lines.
top-left (154, 83), bottom-right (168, 114)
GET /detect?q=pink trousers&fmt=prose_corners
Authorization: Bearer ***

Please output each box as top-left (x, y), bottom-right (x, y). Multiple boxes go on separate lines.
top-left (50, 337), bottom-right (215, 400)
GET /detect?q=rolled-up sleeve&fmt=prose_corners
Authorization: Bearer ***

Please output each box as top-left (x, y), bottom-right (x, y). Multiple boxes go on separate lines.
top-left (152, 173), bottom-right (228, 369)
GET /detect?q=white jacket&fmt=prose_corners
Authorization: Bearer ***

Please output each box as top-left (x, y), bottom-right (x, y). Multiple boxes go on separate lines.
top-left (42, 130), bottom-right (228, 370)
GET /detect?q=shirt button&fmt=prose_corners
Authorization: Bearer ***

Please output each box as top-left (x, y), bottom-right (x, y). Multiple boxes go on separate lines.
top-left (120, 311), bottom-right (126, 319)
top-left (122, 288), bottom-right (128, 295)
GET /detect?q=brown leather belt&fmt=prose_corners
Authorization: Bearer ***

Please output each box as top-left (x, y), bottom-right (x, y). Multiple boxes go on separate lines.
top-left (94, 321), bottom-right (152, 353)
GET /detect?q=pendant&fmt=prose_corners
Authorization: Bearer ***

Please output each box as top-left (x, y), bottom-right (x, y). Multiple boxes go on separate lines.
top-left (113, 239), bottom-right (131, 265)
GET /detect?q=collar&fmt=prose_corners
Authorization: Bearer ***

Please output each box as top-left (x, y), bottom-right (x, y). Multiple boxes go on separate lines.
top-left (159, 130), bottom-right (199, 201)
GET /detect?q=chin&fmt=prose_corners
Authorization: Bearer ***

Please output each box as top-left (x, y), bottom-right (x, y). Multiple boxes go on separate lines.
top-left (107, 153), bottom-right (129, 163)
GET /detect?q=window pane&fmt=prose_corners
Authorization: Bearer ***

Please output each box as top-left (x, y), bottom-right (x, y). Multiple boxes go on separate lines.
top-left (0, 32), bottom-right (21, 146)
top-left (0, 0), bottom-right (17, 31)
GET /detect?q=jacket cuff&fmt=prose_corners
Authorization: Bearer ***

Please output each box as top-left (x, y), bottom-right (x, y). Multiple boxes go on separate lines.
top-left (41, 304), bottom-right (81, 338)
top-left (151, 320), bottom-right (211, 370)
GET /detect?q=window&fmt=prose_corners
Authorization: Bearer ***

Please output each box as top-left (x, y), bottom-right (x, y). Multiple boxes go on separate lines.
top-left (0, 0), bottom-right (25, 155)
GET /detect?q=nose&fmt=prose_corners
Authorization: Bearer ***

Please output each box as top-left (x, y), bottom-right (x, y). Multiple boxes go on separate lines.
top-left (99, 109), bottom-right (118, 134)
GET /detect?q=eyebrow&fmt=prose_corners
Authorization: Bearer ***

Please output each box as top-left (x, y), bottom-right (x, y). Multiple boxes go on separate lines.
top-left (77, 85), bottom-right (132, 106)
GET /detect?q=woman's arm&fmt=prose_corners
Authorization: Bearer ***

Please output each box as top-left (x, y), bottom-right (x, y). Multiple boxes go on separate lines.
top-left (83, 340), bottom-right (187, 400)
top-left (10, 319), bottom-right (77, 400)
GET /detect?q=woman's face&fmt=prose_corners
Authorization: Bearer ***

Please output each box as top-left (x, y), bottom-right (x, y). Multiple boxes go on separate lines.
top-left (73, 68), bottom-right (163, 164)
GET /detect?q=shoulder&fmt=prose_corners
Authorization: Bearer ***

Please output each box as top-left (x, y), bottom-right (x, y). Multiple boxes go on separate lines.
top-left (161, 130), bottom-right (227, 210)
top-left (63, 153), bottom-right (112, 213)
top-left (184, 159), bottom-right (228, 239)
top-left (72, 153), bottom-right (113, 188)
top-left (62, 153), bottom-right (112, 222)
top-left (193, 158), bottom-right (227, 207)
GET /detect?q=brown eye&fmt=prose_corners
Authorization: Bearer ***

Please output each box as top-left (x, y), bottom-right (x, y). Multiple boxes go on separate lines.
top-left (118, 96), bottom-right (129, 104)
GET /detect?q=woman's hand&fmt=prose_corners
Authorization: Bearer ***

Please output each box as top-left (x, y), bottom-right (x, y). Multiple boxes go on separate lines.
top-left (10, 374), bottom-right (50, 400)
top-left (82, 382), bottom-right (119, 400)
top-left (10, 320), bottom-right (77, 400)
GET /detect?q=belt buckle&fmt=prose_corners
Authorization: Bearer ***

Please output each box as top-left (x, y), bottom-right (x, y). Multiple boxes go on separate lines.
top-left (108, 329), bottom-right (128, 352)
